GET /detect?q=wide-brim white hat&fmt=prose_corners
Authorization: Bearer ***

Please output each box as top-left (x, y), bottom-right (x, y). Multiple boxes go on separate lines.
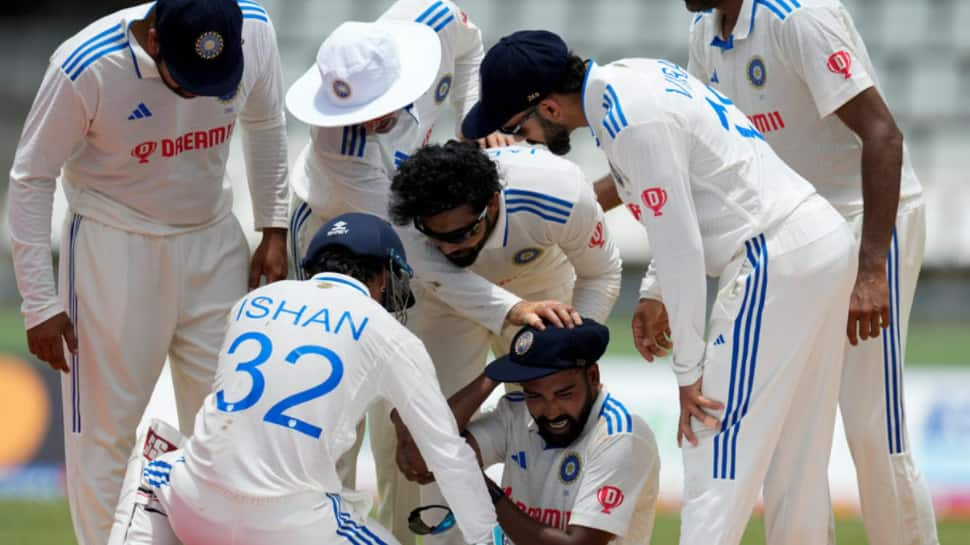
top-left (286, 20), bottom-right (442, 127)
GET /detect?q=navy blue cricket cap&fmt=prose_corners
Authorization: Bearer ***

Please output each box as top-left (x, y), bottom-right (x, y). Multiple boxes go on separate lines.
top-left (461, 30), bottom-right (570, 140)
top-left (155, 0), bottom-right (244, 97)
top-left (302, 212), bottom-right (414, 279)
top-left (485, 319), bottom-right (609, 383)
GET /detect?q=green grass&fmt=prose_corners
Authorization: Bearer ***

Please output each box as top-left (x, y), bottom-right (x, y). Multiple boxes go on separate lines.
top-left (605, 317), bottom-right (970, 366)
top-left (2, 500), bottom-right (969, 544)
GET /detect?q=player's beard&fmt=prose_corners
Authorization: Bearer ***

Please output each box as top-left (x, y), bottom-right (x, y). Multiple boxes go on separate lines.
top-left (442, 214), bottom-right (495, 268)
top-left (684, 0), bottom-right (720, 12)
top-left (534, 378), bottom-right (596, 448)
top-left (536, 115), bottom-right (572, 156)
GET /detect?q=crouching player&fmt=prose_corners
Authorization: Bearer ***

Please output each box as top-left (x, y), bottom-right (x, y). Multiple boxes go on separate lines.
top-left (107, 213), bottom-right (499, 545)
top-left (396, 320), bottom-right (660, 545)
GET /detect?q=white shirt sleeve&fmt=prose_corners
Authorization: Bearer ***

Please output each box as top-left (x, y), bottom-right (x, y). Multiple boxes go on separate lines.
top-left (8, 63), bottom-right (90, 328)
top-left (378, 332), bottom-right (497, 544)
top-left (555, 172), bottom-right (622, 323)
top-left (568, 432), bottom-right (660, 538)
top-left (638, 261), bottom-right (663, 302)
top-left (465, 395), bottom-right (519, 468)
top-left (777, 5), bottom-right (874, 119)
top-left (237, 19), bottom-right (289, 230)
top-left (614, 121), bottom-right (707, 386)
top-left (442, 1), bottom-right (484, 124)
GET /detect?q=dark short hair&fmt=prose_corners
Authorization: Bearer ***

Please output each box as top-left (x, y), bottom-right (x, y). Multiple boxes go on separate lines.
top-left (389, 140), bottom-right (501, 226)
top-left (302, 246), bottom-right (385, 285)
top-left (553, 53), bottom-right (588, 95)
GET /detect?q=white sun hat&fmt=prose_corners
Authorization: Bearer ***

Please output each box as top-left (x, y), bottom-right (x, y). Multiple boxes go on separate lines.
top-left (286, 20), bottom-right (442, 127)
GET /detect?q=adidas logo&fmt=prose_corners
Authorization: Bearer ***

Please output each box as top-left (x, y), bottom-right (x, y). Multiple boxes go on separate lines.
top-left (713, 334), bottom-right (726, 346)
top-left (127, 102), bottom-right (153, 120)
top-left (511, 451), bottom-right (527, 470)
top-left (711, 70), bottom-right (720, 84)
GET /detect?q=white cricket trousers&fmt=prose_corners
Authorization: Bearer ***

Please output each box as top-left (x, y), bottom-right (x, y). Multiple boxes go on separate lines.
top-left (679, 195), bottom-right (857, 545)
top-left (839, 198), bottom-right (938, 545)
top-left (59, 212), bottom-right (248, 545)
top-left (111, 450), bottom-right (399, 545)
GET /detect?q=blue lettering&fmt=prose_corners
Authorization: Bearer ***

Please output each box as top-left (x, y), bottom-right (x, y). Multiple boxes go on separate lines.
top-left (659, 60), bottom-right (693, 98)
top-left (245, 296), bottom-right (273, 319)
top-left (334, 311), bottom-right (369, 341)
top-left (273, 300), bottom-right (307, 325)
top-left (301, 307), bottom-right (331, 331)
top-left (234, 298), bottom-right (247, 321)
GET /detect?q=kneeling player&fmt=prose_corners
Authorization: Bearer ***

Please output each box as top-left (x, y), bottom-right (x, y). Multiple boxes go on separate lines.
top-left (107, 213), bottom-right (498, 545)
top-left (396, 320), bottom-right (660, 545)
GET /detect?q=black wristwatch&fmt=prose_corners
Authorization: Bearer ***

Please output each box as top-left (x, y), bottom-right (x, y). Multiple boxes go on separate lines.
top-left (485, 476), bottom-right (505, 505)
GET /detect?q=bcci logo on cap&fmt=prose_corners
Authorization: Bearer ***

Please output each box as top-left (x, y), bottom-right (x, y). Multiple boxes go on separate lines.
top-left (195, 32), bottom-right (225, 60)
top-left (327, 221), bottom-right (349, 236)
top-left (332, 79), bottom-right (352, 100)
top-left (514, 331), bottom-right (533, 355)
top-left (131, 141), bottom-right (158, 164)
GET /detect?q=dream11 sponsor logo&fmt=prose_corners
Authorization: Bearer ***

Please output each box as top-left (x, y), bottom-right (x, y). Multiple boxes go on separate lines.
top-left (641, 187), bottom-right (668, 217)
top-left (131, 122), bottom-right (235, 164)
top-left (826, 50), bottom-right (853, 79)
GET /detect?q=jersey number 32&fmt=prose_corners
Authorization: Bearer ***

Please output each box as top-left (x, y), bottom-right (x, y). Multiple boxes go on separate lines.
top-left (214, 331), bottom-right (344, 439)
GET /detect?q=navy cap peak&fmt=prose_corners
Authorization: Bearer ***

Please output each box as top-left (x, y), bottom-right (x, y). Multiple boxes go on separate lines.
top-left (485, 319), bottom-right (609, 384)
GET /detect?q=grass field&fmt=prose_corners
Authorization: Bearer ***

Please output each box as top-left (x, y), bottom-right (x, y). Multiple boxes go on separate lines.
top-left (2, 500), bottom-right (970, 545)
top-left (2, 306), bottom-right (969, 544)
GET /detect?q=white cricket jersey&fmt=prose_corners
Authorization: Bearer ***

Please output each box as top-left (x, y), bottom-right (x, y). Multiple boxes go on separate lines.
top-left (468, 389), bottom-right (660, 543)
top-left (8, 0), bottom-right (289, 328)
top-left (582, 59), bottom-right (816, 385)
top-left (687, 0), bottom-right (921, 217)
top-left (182, 273), bottom-right (497, 544)
top-left (455, 146), bottom-right (621, 323)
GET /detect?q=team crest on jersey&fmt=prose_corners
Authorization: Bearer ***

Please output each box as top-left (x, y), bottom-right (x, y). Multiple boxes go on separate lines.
top-left (559, 452), bottom-right (581, 484)
top-left (513, 247), bottom-right (542, 265)
top-left (434, 73), bottom-right (453, 104)
top-left (332, 79), bottom-right (352, 100)
top-left (195, 32), bottom-right (225, 60)
top-left (747, 56), bottom-right (767, 88)
top-left (514, 331), bottom-right (534, 356)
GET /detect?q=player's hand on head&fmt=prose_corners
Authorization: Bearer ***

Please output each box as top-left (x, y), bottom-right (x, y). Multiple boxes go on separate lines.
top-left (677, 378), bottom-right (723, 448)
top-left (846, 266), bottom-right (891, 346)
top-left (26, 312), bottom-right (77, 374)
top-left (476, 131), bottom-right (521, 149)
top-left (248, 228), bottom-right (288, 290)
top-left (507, 300), bottom-right (582, 330)
top-left (632, 298), bottom-right (672, 362)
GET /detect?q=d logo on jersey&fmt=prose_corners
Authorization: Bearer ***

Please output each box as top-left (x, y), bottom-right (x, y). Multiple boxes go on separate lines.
top-left (641, 188), bottom-right (668, 217)
top-left (588, 222), bottom-right (605, 249)
top-left (826, 51), bottom-right (853, 79)
top-left (131, 141), bottom-right (158, 164)
top-left (434, 74), bottom-right (453, 104)
top-left (597, 486), bottom-right (624, 514)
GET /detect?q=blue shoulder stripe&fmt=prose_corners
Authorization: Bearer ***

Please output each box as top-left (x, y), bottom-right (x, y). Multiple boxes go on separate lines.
top-left (503, 188), bottom-right (574, 209)
top-left (415, 1), bottom-right (445, 23)
top-left (62, 23), bottom-right (123, 70)
top-left (239, 0), bottom-right (269, 22)
top-left (599, 398), bottom-right (618, 435)
top-left (68, 40), bottom-right (129, 81)
top-left (507, 206), bottom-right (568, 224)
top-left (504, 198), bottom-right (571, 218)
top-left (340, 126), bottom-right (367, 157)
top-left (754, 0), bottom-right (800, 21)
top-left (416, 1), bottom-right (454, 32)
top-left (605, 396), bottom-right (632, 433)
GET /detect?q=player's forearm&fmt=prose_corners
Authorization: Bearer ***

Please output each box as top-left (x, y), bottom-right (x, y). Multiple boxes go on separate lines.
top-left (7, 175), bottom-right (63, 328)
top-left (488, 479), bottom-right (609, 545)
top-left (241, 114), bottom-right (290, 230)
top-left (448, 373), bottom-right (500, 430)
top-left (858, 123), bottom-right (903, 273)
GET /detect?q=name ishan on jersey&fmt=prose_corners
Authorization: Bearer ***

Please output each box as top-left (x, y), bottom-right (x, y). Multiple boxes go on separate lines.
top-left (233, 295), bottom-right (369, 341)
top-left (131, 122), bottom-right (236, 164)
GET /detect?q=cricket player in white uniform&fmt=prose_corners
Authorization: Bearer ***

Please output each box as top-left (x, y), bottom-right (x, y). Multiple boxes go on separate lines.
top-left (284, 10), bottom-right (581, 542)
top-left (107, 212), bottom-right (499, 545)
top-left (462, 31), bottom-right (858, 545)
top-left (395, 320), bottom-right (660, 545)
top-left (387, 140), bottom-right (622, 544)
top-left (7, 2), bottom-right (288, 545)
top-left (685, 2), bottom-right (938, 542)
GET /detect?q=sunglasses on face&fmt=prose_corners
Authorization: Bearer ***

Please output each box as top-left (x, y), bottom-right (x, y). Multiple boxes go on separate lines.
top-left (499, 106), bottom-right (539, 137)
top-left (408, 505), bottom-right (455, 536)
top-left (414, 206), bottom-right (488, 244)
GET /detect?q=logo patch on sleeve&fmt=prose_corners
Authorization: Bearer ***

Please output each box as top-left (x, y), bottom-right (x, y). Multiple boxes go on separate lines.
top-left (597, 485), bottom-right (625, 513)
top-left (826, 51), bottom-right (853, 79)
